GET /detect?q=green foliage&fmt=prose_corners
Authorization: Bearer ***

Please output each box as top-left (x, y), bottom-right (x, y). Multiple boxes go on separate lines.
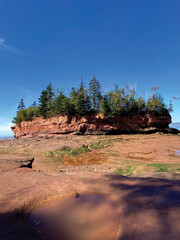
top-left (13, 107), bottom-right (39, 125)
top-left (146, 88), bottom-right (169, 116)
top-left (18, 99), bottom-right (25, 111)
top-left (30, 101), bottom-right (37, 108)
top-left (38, 83), bottom-right (55, 118)
top-left (148, 163), bottom-right (180, 173)
top-left (147, 92), bottom-right (168, 115)
top-left (148, 163), bottom-right (168, 172)
top-left (38, 90), bottom-right (49, 118)
top-left (89, 138), bottom-right (124, 150)
top-left (55, 91), bottom-right (70, 115)
top-left (106, 88), bottom-right (125, 117)
top-left (89, 77), bottom-right (102, 111)
top-left (46, 83), bottom-right (54, 100)
top-left (114, 165), bottom-right (136, 176)
top-left (89, 140), bottom-right (110, 150)
top-left (13, 80), bottom-right (171, 124)
top-left (137, 97), bottom-right (146, 114)
top-left (70, 82), bottom-right (92, 115)
top-left (69, 145), bottom-right (91, 156)
top-left (48, 145), bottom-right (91, 160)
top-left (100, 97), bottom-right (110, 117)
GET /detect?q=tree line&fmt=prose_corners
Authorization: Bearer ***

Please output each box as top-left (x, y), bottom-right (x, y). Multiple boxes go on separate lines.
top-left (13, 77), bottom-right (172, 125)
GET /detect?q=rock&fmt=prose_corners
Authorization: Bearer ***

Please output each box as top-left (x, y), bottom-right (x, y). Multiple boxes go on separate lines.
top-left (0, 158), bottom-right (34, 172)
top-left (75, 192), bottom-right (80, 198)
top-left (160, 127), bottom-right (180, 134)
top-left (11, 113), bottom-right (172, 138)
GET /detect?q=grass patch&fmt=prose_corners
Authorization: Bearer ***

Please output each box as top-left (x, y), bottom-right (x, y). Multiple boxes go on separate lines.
top-left (149, 163), bottom-right (168, 172)
top-left (114, 165), bottom-right (136, 176)
top-left (114, 163), bottom-right (180, 176)
top-left (46, 138), bottom-right (124, 163)
top-left (148, 163), bottom-right (180, 173)
top-left (67, 145), bottom-right (91, 156)
top-left (89, 141), bottom-right (110, 149)
top-left (89, 138), bottom-right (124, 150)
top-left (48, 145), bottom-right (91, 162)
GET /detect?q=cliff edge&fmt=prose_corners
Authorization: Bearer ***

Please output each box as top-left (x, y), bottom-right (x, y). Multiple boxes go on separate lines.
top-left (11, 113), bottom-right (174, 138)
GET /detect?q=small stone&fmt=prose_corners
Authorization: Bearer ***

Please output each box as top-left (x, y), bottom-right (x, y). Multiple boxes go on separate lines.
top-left (76, 192), bottom-right (80, 198)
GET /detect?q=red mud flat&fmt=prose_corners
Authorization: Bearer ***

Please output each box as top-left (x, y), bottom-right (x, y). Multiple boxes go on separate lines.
top-left (29, 193), bottom-right (121, 240)
top-left (0, 168), bottom-right (180, 240)
top-left (0, 134), bottom-right (180, 240)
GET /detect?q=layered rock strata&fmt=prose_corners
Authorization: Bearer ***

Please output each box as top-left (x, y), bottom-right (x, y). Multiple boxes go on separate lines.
top-left (11, 113), bottom-right (173, 138)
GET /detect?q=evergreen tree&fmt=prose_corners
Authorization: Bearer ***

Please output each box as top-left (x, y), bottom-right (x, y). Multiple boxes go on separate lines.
top-left (76, 82), bottom-right (86, 115)
top-left (69, 83), bottom-right (91, 115)
top-left (46, 83), bottom-right (54, 101)
top-left (18, 99), bottom-right (25, 111)
top-left (89, 77), bottom-right (102, 111)
top-left (13, 81), bottom-right (171, 124)
top-left (69, 87), bottom-right (78, 114)
top-left (76, 81), bottom-right (91, 115)
top-left (46, 83), bottom-right (55, 115)
top-left (38, 83), bottom-right (55, 117)
top-left (107, 88), bottom-right (125, 116)
top-left (100, 96), bottom-right (110, 117)
top-left (55, 91), bottom-right (70, 115)
top-left (39, 90), bottom-right (49, 118)
top-left (30, 101), bottom-right (37, 108)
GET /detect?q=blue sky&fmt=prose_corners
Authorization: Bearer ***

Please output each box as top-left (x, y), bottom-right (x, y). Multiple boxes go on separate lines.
top-left (0, 0), bottom-right (180, 136)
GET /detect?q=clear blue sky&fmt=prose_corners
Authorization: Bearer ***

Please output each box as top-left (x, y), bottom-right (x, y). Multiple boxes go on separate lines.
top-left (0, 0), bottom-right (180, 136)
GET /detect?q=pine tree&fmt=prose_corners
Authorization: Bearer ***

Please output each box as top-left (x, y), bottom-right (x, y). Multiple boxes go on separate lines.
top-left (46, 83), bottom-right (55, 115)
top-left (13, 81), bottom-right (171, 124)
top-left (55, 91), bottom-right (70, 115)
top-left (46, 83), bottom-right (54, 101)
top-left (100, 96), bottom-right (110, 117)
top-left (39, 90), bottom-right (49, 118)
top-left (107, 88), bottom-right (125, 116)
top-left (31, 101), bottom-right (37, 108)
top-left (76, 82), bottom-right (86, 115)
top-left (88, 77), bottom-right (102, 111)
top-left (18, 99), bottom-right (25, 111)
top-left (76, 81), bottom-right (91, 115)
top-left (69, 82), bottom-right (91, 115)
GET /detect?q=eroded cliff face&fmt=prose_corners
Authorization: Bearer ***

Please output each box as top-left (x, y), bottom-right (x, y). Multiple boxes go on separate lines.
top-left (11, 113), bottom-right (172, 138)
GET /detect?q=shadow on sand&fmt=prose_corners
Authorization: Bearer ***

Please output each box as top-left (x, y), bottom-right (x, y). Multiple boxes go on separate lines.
top-left (0, 173), bottom-right (180, 240)
top-left (105, 174), bottom-right (180, 240)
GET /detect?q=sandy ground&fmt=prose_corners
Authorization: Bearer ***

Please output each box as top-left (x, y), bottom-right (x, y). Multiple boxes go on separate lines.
top-left (0, 133), bottom-right (180, 239)
top-left (0, 133), bottom-right (180, 173)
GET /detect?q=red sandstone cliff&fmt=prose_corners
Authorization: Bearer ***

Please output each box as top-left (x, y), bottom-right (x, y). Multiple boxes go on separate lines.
top-left (11, 113), bottom-right (172, 138)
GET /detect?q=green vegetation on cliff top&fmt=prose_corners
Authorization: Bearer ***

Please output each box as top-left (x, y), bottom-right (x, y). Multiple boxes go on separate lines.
top-left (13, 78), bottom-right (172, 125)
